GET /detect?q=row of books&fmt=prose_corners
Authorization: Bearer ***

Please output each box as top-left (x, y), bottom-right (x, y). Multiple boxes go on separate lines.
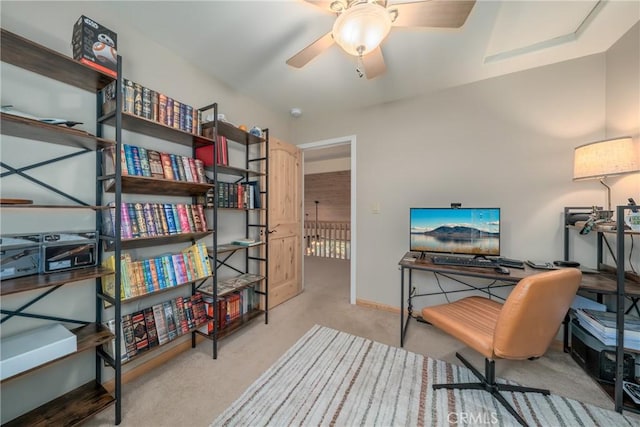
top-left (199, 286), bottom-right (260, 334)
top-left (104, 293), bottom-right (208, 362)
top-left (101, 78), bottom-right (202, 135)
top-left (104, 202), bottom-right (208, 239)
top-left (199, 273), bottom-right (264, 298)
top-left (101, 242), bottom-right (212, 300)
top-left (103, 145), bottom-right (208, 183)
top-left (217, 181), bottom-right (261, 209)
top-left (574, 308), bottom-right (640, 350)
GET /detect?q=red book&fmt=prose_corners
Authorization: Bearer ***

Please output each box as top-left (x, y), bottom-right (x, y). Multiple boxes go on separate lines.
top-left (131, 310), bottom-right (149, 352)
top-left (176, 204), bottom-right (191, 232)
top-left (196, 204), bottom-right (207, 231)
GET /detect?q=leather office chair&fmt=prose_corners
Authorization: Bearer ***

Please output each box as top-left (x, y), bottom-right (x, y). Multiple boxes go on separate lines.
top-left (421, 268), bottom-right (581, 426)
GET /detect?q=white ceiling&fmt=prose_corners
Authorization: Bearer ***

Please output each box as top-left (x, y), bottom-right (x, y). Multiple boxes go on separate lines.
top-left (104, 1), bottom-right (638, 118)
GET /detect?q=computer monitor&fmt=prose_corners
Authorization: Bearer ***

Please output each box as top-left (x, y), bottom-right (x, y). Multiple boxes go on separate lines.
top-left (410, 207), bottom-right (500, 257)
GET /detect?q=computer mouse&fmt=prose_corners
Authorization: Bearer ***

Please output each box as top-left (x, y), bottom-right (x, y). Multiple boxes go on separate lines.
top-left (495, 266), bottom-right (510, 274)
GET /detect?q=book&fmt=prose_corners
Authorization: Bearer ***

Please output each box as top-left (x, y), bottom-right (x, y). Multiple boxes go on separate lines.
top-left (188, 157), bottom-right (200, 183)
top-left (170, 205), bottom-right (182, 234)
top-left (123, 144), bottom-right (137, 175)
top-left (130, 145), bottom-right (143, 176)
top-left (121, 202), bottom-right (133, 239)
top-left (575, 309), bottom-right (640, 350)
top-left (194, 159), bottom-right (207, 183)
top-left (164, 203), bottom-right (178, 234)
top-left (122, 313), bottom-right (137, 358)
top-left (143, 307), bottom-right (159, 348)
top-left (143, 203), bottom-right (158, 237)
top-left (176, 204), bottom-right (191, 233)
top-left (181, 156), bottom-right (194, 182)
top-left (160, 152), bottom-right (175, 180)
top-left (196, 204), bottom-right (207, 231)
top-left (170, 153), bottom-right (182, 181)
top-left (170, 299), bottom-right (183, 336)
top-left (101, 254), bottom-right (116, 306)
top-left (152, 303), bottom-right (169, 345)
top-left (147, 150), bottom-right (165, 178)
top-left (175, 296), bottom-right (189, 334)
top-left (138, 146), bottom-right (152, 177)
top-left (127, 203), bottom-right (140, 238)
top-left (163, 301), bottom-right (178, 341)
top-left (133, 203), bottom-right (148, 238)
top-left (103, 318), bottom-right (128, 363)
top-left (183, 297), bottom-right (195, 329)
top-left (231, 238), bottom-right (257, 246)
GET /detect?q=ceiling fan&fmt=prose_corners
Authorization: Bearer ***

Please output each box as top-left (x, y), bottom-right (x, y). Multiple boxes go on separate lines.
top-left (286, 0), bottom-right (476, 79)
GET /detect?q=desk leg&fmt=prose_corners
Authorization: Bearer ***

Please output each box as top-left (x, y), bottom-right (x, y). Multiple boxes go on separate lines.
top-left (401, 266), bottom-right (405, 347)
top-left (401, 267), bottom-right (414, 347)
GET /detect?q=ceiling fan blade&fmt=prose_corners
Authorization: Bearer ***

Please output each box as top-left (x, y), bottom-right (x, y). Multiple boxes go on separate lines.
top-left (286, 32), bottom-right (335, 68)
top-left (362, 46), bottom-right (386, 80)
top-left (390, 0), bottom-right (476, 28)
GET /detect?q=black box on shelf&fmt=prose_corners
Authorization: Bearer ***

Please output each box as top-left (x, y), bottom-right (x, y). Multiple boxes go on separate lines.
top-left (0, 234), bottom-right (41, 280)
top-left (570, 319), bottom-right (635, 383)
top-left (41, 231), bottom-right (98, 273)
top-left (71, 15), bottom-right (117, 77)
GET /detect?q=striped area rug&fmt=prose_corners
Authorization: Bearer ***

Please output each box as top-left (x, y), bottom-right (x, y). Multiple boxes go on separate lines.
top-left (212, 325), bottom-right (634, 426)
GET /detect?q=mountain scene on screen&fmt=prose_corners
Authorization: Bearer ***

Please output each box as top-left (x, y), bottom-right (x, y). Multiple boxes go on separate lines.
top-left (421, 226), bottom-right (499, 239)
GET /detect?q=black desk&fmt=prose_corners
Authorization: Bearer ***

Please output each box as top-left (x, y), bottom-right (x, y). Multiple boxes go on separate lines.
top-left (398, 252), bottom-right (625, 347)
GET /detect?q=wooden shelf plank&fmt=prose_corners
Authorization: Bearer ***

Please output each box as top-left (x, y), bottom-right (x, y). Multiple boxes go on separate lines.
top-left (3, 380), bottom-right (115, 427)
top-left (217, 309), bottom-right (265, 340)
top-left (122, 320), bottom-right (208, 365)
top-left (195, 309), bottom-right (264, 342)
top-left (102, 175), bottom-right (214, 196)
top-left (215, 242), bottom-right (266, 254)
top-left (1, 113), bottom-right (115, 150)
top-left (203, 121), bottom-right (265, 145)
top-left (0, 204), bottom-right (109, 210)
top-left (1, 323), bottom-right (114, 383)
top-left (206, 164), bottom-right (266, 177)
top-left (104, 231), bottom-right (214, 250)
top-left (0, 267), bottom-right (114, 296)
top-left (1, 29), bottom-right (115, 92)
top-left (117, 276), bottom-right (213, 305)
top-left (100, 111), bottom-right (214, 147)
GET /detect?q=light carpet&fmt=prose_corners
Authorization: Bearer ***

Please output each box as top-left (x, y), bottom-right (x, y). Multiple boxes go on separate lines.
top-left (212, 325), bottom-right (634, 427)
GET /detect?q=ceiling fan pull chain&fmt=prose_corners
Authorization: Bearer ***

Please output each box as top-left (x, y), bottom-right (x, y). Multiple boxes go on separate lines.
top-left (356, 51), bottom-right (365, 79)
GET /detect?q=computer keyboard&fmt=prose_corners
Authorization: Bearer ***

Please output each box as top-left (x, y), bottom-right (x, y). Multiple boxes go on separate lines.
top-left (431, 255), bottom-right (496, 268)
top-left (495, 257), bottom-right (525, 269)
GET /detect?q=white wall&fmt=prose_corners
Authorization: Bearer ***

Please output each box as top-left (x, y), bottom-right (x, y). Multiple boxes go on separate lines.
top-left (0, 2), bottom-right (290, 423)
top-left (304, 157), bottom-right (351, 174)
top-left (292, 35), bottom-right (639, 308)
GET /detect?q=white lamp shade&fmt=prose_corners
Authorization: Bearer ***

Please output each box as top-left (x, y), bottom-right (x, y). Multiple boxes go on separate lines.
top-left (332, 2), bottom-right (392, 57)
top-left (573, 137), bottom-right (639, 181)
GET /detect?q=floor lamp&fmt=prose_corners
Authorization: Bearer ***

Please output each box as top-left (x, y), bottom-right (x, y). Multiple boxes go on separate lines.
top-left (573, 136), bottom-right (639, 221)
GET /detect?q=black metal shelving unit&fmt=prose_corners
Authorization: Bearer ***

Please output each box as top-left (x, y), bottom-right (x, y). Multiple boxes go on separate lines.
top-left (0, 28), bottom-right (120, 426)
top-left (195, 103), bottom-right (269, 359)
top-left (563, 205), bottom-right (640, 414)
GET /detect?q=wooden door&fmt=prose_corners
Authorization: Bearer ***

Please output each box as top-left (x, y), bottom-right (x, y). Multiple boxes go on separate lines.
top-left (267, 137), bottom-right (302, 308)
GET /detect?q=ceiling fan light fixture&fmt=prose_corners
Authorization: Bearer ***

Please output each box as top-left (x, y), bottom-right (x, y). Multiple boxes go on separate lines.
top-left (331, 2), bottom-right (392, 57)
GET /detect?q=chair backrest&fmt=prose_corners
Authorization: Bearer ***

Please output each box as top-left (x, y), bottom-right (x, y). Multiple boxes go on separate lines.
top-left (493, 268), bottom-right (581, 360)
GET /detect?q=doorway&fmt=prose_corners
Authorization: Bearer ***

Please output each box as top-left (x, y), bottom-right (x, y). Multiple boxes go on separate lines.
top-left (298, 135), bottom-right (356, 305)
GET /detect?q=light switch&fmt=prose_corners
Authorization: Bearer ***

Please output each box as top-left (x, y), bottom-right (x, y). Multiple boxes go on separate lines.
top-left (372, 202), bottom-right (380, 214)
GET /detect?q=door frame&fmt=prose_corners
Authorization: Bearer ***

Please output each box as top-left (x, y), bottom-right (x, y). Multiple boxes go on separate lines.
top-left (298, 135), bottom-right (357, 305)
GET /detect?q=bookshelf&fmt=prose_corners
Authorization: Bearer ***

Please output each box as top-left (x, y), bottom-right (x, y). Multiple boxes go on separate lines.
top-left (95, 70), bottom-right (217, 422)
top-left (0, 28), bottom-right (118, 425)
top-left (195, 103), bottom-right (269, 359)
top-left (563, 205), bottom-right (640, 414)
